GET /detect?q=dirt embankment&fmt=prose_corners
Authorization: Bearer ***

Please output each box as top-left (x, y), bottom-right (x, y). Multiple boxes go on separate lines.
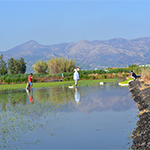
top-left (129, 80), bottom-right (150, 150)
top-left (34, 76), bottom-right (63, 82)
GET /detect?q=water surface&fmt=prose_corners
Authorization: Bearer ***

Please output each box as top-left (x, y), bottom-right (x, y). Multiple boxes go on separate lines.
top-left (0, 83), bottom-right (138, 149)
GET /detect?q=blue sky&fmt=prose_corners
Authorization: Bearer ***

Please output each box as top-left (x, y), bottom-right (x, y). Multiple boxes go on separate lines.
top-left (0, 0), bottom-right (150, 51)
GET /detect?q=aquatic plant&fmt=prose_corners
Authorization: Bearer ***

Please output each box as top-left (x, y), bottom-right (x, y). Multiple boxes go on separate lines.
top-left (0, 88), bottom-right (73, 149)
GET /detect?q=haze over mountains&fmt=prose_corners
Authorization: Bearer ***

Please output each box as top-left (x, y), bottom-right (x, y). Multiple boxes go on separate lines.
top-left (1, 37), bottom-right (150, 72)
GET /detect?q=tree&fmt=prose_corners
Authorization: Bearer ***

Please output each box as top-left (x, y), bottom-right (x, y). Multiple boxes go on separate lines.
top-left (0, 54), bottom-right (7, 75)
top-left (18, 58), bottom-right (26, 74)
top-left (47, 57), bottom-right (76, 74)
top-left (8, 57), bottom-right (15, 74)
top-left (32, 59), bottom-right (48, 74)
top-left (8, 57), bottom-right (26, 74)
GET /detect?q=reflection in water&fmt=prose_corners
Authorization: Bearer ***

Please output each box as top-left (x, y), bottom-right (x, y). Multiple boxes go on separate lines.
top-left (0, 90), bottom-right (28, 110)
top-left (34, 87), bottom-right (75, 105)
top-left (70, 85), bottom-right (137, 113)
top-left (74, 87), bottom-right (80, 105)
top-left (0, 83), bottom-right (138, 149)
top-left (29, 95), bottom-right (34, 104)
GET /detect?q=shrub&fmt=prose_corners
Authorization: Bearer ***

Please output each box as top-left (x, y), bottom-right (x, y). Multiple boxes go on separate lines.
top-left (122, 73), bottom-right (127, 77)
top-left (63, 77), bottom-right (73, 81)
top-left (4, 77), bottom-right (12, 84)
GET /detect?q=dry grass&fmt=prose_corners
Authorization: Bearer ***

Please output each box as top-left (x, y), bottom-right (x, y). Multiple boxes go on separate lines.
top-left (34, 76), bottom-right (62, 82)
top-left (88, 73), bottom-right (98, 77)
top-left (139, 109), bottom-right (150, 116)
top-left (137, 68), bottom-right (150, 85)
top-left (141, 68), bottom-right (150, 78)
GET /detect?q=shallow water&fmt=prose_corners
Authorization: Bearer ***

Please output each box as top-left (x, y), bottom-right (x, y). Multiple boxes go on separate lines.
top-left (0, 83), bottom-right (138, 149)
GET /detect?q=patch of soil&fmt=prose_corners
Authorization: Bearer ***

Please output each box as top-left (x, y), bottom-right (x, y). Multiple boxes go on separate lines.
top-left (34, 76), bottom-right (62, 82)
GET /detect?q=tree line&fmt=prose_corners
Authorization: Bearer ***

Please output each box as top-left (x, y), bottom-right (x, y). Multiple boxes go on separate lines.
top-left (0, 53), bottom-right (146, 77)
top-left (0, 54), bottom-right (26, 75)
top-left (0, 54), bottom-right (76, 75)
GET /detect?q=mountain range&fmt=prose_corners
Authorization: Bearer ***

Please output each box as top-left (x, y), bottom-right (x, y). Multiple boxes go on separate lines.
top-left (1, 37), bottom-right (150, 72)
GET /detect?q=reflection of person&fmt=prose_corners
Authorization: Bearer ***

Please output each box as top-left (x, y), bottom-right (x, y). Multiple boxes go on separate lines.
top-left (28, 73), bottom-right (33, 92)
top-left (73, 69), bottom-right (79, 86)
top-left (29, 95), bottom-right (34, 104)
top-left (130, 70), bottom-right (137, 81)
top-left (74, 87), bottom-right (80, 105)
top-left (62, 73), bottom-right (64, 78)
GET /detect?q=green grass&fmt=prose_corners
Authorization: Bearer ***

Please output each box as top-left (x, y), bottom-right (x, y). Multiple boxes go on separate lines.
top-left (0, 78), bottom-right (117, 91)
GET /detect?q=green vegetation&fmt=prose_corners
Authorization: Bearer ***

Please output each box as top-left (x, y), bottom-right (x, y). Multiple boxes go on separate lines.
top-left (8, 57), bottom-right (26, 74)
top-left (0, 54), bottom-right (7, 75)
top-left (47, 57), bottom-right (76, 74)
top-left (1, 53), bottom-right (150, 86)
top-left (0, 67), bottom-right (128, 84)
top-left (32, 59), bottom-right (48, 74)
top-left (0, 64), bottom-right (147, 85)
top-left (106, 67), bottom-right (129, 73)
top-left (0, 78), bottom-right (117, 91)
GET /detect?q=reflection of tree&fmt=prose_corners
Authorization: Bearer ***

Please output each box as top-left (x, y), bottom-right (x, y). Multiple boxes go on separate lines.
top-left (9, 92), bottom-right (28, 106)
top-left (34, 88), bottom-right (50, 102)
top-left (131, 112), bottom-right (150, 149)
top-left (49, 87), bottom-right (74, 105)
top-left (32, 85), bottom-right (136, 113)
top-left (1, 95), bottom-right (8, 111)
top-left (0, 88), bottom-right (72, 149)
top-left (34, 87), bottom-right (75, 105)
top-left (0, 84), bottom-right (137, 149)
top-left (0, 90), bottom-right (28, 110)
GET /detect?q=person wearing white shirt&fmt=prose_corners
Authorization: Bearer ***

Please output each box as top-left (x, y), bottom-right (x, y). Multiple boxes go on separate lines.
top-left (73, 69), bottom-right (79, 86)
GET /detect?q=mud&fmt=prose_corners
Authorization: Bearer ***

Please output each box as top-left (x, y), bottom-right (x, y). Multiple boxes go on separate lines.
top-left (129, 81), bottom-right (150, 150)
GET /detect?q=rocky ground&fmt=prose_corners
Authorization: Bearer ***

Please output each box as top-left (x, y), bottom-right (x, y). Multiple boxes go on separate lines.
top-left (129, 80), bottom-right (150, 150)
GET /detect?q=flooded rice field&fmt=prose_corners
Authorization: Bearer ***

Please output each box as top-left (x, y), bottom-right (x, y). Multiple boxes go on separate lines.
top-left (0, 82), bottom-right (139, 149)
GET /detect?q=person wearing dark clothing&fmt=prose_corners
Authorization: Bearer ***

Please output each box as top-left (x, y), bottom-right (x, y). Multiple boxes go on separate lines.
top-left (131, 71), bottom-right (137, 80)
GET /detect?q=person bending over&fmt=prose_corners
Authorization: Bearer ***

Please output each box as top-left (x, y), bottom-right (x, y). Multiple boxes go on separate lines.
top-left (130, 70), bottom-right (137, 81)
top-left (28, 73), bottom-right (33, 92)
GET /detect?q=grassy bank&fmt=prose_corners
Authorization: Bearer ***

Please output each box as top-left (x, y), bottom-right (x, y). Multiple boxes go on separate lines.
top-left (0, 78), bottom-right (117, 91)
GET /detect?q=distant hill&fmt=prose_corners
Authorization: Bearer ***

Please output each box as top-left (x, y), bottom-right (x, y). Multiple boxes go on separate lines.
top-left (1, 37), bottom-right (150, 72)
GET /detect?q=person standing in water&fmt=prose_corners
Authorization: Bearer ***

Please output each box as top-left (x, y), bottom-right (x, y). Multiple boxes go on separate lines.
top-left (73, 69), bottom-right (79, 86)
top-left (28, 73), bottom-right (33, 92)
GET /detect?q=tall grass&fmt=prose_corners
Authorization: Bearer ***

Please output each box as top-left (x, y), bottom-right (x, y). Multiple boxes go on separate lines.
top-left (141, 68), bottom-right (150, 78)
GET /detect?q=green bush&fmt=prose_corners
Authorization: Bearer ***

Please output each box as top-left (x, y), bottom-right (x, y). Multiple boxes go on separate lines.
top-left (114, 74), bottom-right (118, 78)
top-left (122, 73), bottom-right (127, 77)
top-left (108, 68), bottom-right (128, 74)
top-left (4, 77), bottom-right (12, 84)
top-left (63, 77), bottom-right (73, 81)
